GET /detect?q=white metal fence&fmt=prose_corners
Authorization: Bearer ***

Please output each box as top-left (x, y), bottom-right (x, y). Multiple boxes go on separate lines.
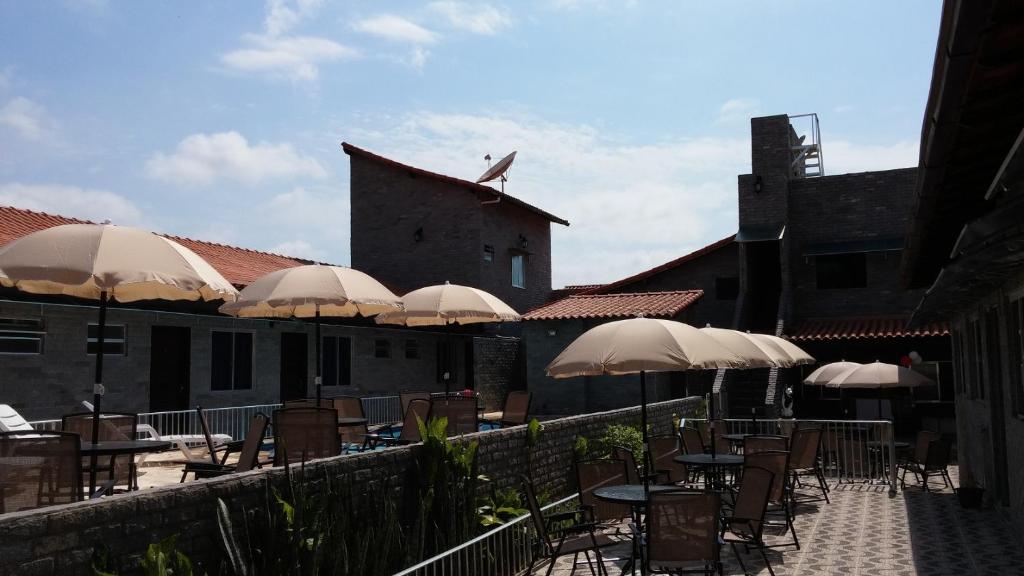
top-left (393, 492), bottom-right (580, 576)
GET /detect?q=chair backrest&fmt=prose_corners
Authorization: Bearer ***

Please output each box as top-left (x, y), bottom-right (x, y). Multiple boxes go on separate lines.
top-left (744, 435), bottom-right (787, 455)
top-left (744, 450), bottom-right (789, 504)
top-left (788, 426), bottom-right (822, 470)
top-left (0, 431), bottom-right (83, 513)
top-left (924, 437), bottom-right (952, 472)
top-left (576, 459), bottom-right (631, 522)
top-left (61, 412), bottom-right (137, 486)
top-left (272, 407), bottom-right (340, 465)
top-left (331, 396), bottom-right (365, 419)
top-left (648, 436), bottom-right (687, 484)
top-left (285, 398), bottom-right (334, 409)
top-left (196, 406), bottom-right (219, 464)
top-left (0, 404), bottom-right (33, 432)
top-left (399, 399), bottom-right (431, 443)
top-left (400, 391), bottom-right (431, 417)
top-left (611, 445), bottom-right (641, 484)
top-left (709, 420), bottom-right (730, 454)
top-left (913, 430), bottom-right (941, 464)
top-left (500, 391), bottom-right (531, 426)
top-left (234, 413), bottom-right (270, 473)
top-left (430, 398), bottom-right (478, 436)
top-left (646, 490), bottom-right (720, 568)
top-left (730, 466), bottom-right (774, 539)
top-left (681, 427), bottom-right (705, 455)
top-left (520, 475), bottom-right (553, 552)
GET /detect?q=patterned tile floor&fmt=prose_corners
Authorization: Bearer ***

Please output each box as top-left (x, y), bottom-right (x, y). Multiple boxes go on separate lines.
top-left (539, 467), bottom-right (1024, 576)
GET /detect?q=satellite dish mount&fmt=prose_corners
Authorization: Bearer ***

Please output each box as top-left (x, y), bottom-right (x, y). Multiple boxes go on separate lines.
top-left (476, 151), bottom-right (517, 194)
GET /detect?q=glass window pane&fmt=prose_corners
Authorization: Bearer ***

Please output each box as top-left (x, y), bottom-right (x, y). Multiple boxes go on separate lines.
top-left (338, 337), bottom-right (351, 386)
top-left (211, 331), bottom-right (233, 391)
top-left (511, 254), bottom-right (525, 288)
top-left (322, 336), bottom-right (338, 387)
top-left (233, 333), bottom-right (253, 389)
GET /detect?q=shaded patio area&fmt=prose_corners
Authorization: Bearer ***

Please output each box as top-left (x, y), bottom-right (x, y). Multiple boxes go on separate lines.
top-left (541, 467), bottom-right (1024, 576)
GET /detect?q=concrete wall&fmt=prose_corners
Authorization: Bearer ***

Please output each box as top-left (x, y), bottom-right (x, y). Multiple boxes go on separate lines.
top-left (0, 397), bottom-right (701, 575)
top-left (0, 299), bottom-right (512, 420)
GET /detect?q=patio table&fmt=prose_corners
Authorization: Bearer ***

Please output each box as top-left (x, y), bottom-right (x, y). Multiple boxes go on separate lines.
top-left (674, 453), bottom-right (744, 490)
top-left (81, 440), bottom-right (172, 493)
top-left (594, 484), bottom-right (678, 575)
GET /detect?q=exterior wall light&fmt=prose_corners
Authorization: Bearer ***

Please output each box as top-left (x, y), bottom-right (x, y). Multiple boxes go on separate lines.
top-left (413, 227), bottom-right (423, 242)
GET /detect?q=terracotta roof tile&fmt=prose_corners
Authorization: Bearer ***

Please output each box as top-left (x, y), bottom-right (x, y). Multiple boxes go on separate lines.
top-left (788, 316), bottom-right (951, 341)
top-left (342, 142), bottom-right (569, 226)
top-left (0, 206), bottom-right (315, 286)
top-left (523, 290), bottom-right (703, 321)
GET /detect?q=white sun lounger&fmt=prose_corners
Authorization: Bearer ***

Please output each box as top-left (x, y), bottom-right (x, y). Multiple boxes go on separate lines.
top-left (81, 401), bottom-right (231, 463)
top-left (0, 404), bottom-right (35, 432)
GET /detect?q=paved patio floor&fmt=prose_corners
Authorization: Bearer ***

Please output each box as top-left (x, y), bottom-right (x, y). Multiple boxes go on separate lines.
top-left (538, 467), bottom-right (1024, 576)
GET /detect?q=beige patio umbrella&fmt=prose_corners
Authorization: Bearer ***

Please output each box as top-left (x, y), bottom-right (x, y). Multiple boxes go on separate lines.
top-left (803, 361), bottom-right (863, 386)
top-left (0, 223), bottom-right (238, 452)
top-left (376, 282), bottom-right (521, 393)
top-left (547, 317), bottom-right (749, 479)
top-left (699, 327), bottom-right (781, 369)
top-left (747, 333), bottom-right (816, 366)
top-left (219, 264), bottom-right (403, 402)
top-left (827, 361), bottom-right (934, 419)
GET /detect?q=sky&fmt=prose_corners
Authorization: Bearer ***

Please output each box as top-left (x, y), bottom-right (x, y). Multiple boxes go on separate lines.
top-left (0, 0), bottom-right (942, 289)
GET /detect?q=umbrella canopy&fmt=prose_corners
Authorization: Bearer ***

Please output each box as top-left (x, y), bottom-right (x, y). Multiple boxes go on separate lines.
top-left (803, 361), bottom-right (863, 386)
top-left (0, 223), bottom-right (238, 302)
top-left (699, 327), bottom-right (780, 369)
top-left (219, 264), bottom-right (402, 318)
top-left (827, 361), bottom-right (934, 389)
top-left (375, 282), bottom-right (520, 326)
top-left (747, 333), bottom-right (815, 366)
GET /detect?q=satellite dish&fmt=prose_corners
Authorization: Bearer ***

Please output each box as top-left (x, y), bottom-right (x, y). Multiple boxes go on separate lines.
top-left (476, 151), bottom-right (516, 184)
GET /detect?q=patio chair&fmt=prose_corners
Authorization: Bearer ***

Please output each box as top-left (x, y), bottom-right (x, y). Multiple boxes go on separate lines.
top-left (0, 431), bottom-right (115, 513)
top-left (272, 407), bottom-right (340, 465)
top-left (744, 450), bottom-right (798, 550)
top-left (331, 395), bottom-right (372, 453)
top-left (648, 436), bottom-right (689, 486)
top-left (787, 425), bottom-right (829, 503)
top-left (708, 420), bottom-right (731, 454)
top-left (681, 427), bottom-right (705, 455)
top-left (179, 412), bottom-right (270, 482)
top-left (523, 474), bottom-right (612, 576)
top-left (576, 459), bottom-right (632, 529)
top-left (611, 445), bottom-right (644, 485)
top-left (645, 490), bottom-right (722, 576)
top-left (743, 435), bottom-right (787, 455)
top-left (721, 466), bottom-right (777, 576)
top-left (62, 411), bottom-right (138, 491)
top-left (0, 404), bottom-right (34, 432)
top-left (900, 434), bottom-right (953, 491)
top-left (364, 398), bottom-right (431, 448)
top-left (284, 398), bottom-right (334, 408)
top-left (481, 390), bottom-right (532, 428)
top-left (429, 397), bottom-right (478, 436)
top-left (170, 405), bottom-right (238, 471)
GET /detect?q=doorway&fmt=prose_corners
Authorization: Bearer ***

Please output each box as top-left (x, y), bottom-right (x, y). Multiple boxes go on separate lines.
top-left (280, 332), bottom-right (309, 402)
top-left (149, 326), bottom-right (191, 412)
top-left (745, 241), bottom-right (782, 332)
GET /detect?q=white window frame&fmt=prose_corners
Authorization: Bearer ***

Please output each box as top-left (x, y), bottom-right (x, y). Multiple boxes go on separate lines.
top-left (87, 323), bottom-right (126, 356)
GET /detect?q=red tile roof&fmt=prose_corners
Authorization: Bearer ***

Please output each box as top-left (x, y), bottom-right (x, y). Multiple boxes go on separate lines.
top-left (579, 235), bottom-right (735, 295)
top-left (0, 206), bottom-right (315, 286)
top-left (788, 316), bottom-right (951, 341)
top-left (341, 142), bottom-right (570, 226)
top-left (523, 290), bottom-right (703, 321)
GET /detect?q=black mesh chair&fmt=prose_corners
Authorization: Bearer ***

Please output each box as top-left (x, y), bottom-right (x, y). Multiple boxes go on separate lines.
top-left (787, 425), bottom-right (830, 503)
top-left (272, 407), bottom-right (340, 465)
top-left (576, 459), bottom-right (631, 529)
top-left (62, 411), bottom-right (138, 491)
top-left (0, 431), bottom-right (84, 513)
top-left (523, 475), bottom-right (612, 576)
top-left (900, 433), bottom-right (953, 491)
top-left (429, 397), bottom-right (478, 436)
top-left (365, 398), bottom-right (431, 448)
top-left (722, 466), bottom-right (777, 576)
top-left (744, 450), bottom-right (799, 550)
top-left (645, 490), bottom-right (722, 575)
top-left (648, 436), bottom-right (689, 486)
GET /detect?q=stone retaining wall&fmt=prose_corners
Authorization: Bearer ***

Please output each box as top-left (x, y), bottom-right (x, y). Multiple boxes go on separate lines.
top-left (0, 397), bottom-right (699, 575)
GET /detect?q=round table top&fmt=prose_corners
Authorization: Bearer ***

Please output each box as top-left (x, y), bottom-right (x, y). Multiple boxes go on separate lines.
top-left (674, 453), bottom-right (744, 466)
top-left (80, 440), bottom-right (173, 455)
top-left (337, 417), bottom-right (368, 426)
top-left (593, 484), bottom-right (679, 505)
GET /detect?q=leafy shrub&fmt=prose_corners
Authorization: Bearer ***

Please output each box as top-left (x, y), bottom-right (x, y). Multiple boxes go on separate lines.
top-left (597, 424), bottom-right (643, 458)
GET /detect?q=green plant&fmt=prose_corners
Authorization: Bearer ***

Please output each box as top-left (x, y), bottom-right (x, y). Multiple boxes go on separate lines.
top-left (597, 424), bottom-right (643, 458)
top-left (525, 418), bottom-right (544, 481)
top-left (141, 535), bottom-right (196, 576)
top-left (573, 435), bottom-right (589, 460)
top-left (91, 543), bottom-right (119, 576)
top-left (476, 486), bottom-right (528, 528)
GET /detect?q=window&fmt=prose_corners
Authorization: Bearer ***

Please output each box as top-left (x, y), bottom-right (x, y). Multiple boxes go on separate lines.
top-left (511, 254), bottom-right (525, 288)
top-left (0, 318), bottom-right (44, 354)
top-left (715, 277), bottom-right (739, 300)
top-left (1010, 299), bottom-right (1024, 415)
top-left (483, 245), bottom-right (494, 263)
top-left (374, 339), bottom-right (391, 359)
top-left (322, 336), bottom-right (351, 386)
top-left (405, 339), bottom-right (420, 359)
top-left (211, 331), bottom-right (253, 390)
top-left (815, 253), bottom-right (867, 289)
top-left (87, 324), bottom-right (125, 355)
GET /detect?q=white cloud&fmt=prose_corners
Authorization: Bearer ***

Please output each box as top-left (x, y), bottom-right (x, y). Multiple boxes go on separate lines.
top-left (0, 97), bottom-right (57, 142)
top-left (145, 131), bottom-right (327, 187)
top-left (264, 0), bottom-right (323, 36)
top-left (409, 46), bottom-right (430, 71)
top-left (353, 14), bottom-right (439, 44)
top-left (270, 239), bottom-right (322, 260)
top-left (0, 183), bottom-right (142, 225)
top-left (221, 34), bottom-right (358, 82)
top-left (824, 139), bottom-right (919, 175)
top-left (715, 98), bottom-right (760, 125)
top-left (428, 2), bottom-right (512, 35)
top-left (833, 105), bottom-right (854, 114)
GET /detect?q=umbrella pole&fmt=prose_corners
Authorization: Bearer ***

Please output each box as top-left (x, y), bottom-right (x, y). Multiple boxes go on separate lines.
top-left (640, 370), bottom-right (650, 496)
top-left (709, 378), bottom-right (716, 460)
top-left (89, 291), bottom-right (108, 493)
top-left (315, 306), bottom-right (322, 404)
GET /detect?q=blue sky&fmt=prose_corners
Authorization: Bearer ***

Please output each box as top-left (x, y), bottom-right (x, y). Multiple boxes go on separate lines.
top-left (0, 0), bottom-right (941, 288)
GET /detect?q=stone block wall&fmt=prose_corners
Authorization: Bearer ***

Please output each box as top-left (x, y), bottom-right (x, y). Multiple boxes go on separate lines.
top-left (472, 336), bottom-right (523, 411)
top-left (0, 397), bottom-right (700, 575)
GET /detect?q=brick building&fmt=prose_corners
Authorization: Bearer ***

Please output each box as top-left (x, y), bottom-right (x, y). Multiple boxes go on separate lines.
top-left (901, 0), bottom-right (1024, 531)
top-left (525, 115), bottom-right (953, 428)
top-left (0, 207), bottom-right (519, 419)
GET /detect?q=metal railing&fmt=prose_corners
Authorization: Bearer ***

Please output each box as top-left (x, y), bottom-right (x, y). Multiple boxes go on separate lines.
top-left (29, 395), bottom-right (403, 442)
top-left (393, 492), bottom-right (580, 576)
top-left (686, 418), bottom-right (898, 490)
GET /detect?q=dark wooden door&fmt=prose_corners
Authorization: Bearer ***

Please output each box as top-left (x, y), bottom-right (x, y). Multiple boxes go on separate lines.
top-left (280, 332), bottom-right (308, 402)
top-left (149, 326), bottom-right (191, 412)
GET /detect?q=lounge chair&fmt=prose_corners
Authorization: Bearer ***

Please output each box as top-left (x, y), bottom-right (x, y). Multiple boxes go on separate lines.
top-left (180, 413), bottom-right (270, 481)
top-left (0, 404), bottom-right (34, 432)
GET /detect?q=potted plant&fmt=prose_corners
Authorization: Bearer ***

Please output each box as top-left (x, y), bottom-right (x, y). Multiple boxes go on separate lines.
top-left (956, 473), bottom-right (985, 509)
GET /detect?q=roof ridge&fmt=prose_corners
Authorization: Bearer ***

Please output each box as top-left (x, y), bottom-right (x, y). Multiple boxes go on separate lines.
top-left (580, 234), bottom-right (736, 295)
top-left (570, 289), bottom-right (703, 299)
top-left (163, 233), bottom-right (321, 264)
top-left (0, 205), bottom-right (94, 225)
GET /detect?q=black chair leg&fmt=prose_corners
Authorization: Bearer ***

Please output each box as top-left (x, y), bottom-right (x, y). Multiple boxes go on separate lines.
top-left (758, 544), bottom-right (776, 576)
top-left (729, 542), bottom-right (749, 575)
